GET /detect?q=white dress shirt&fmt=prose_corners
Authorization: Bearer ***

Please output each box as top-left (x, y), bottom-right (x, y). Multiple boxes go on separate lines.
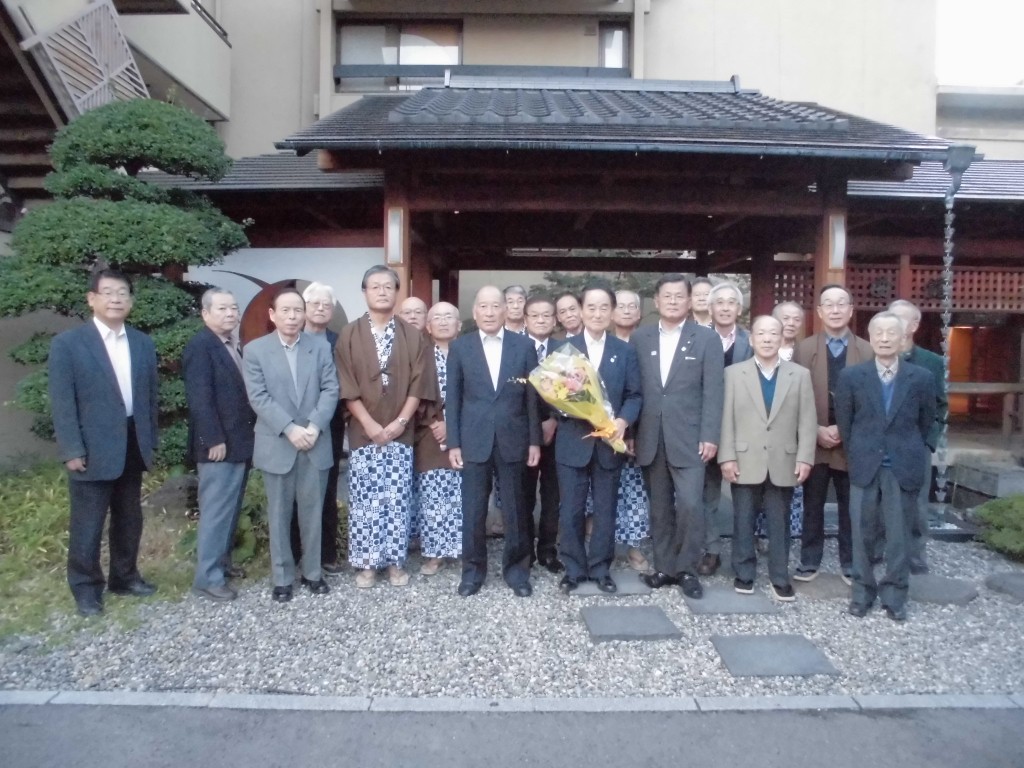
top-left (480, 328), bottom-right (504, 390)
top-left (658, 320), bottom-right (683, 386)
top-left (93, 317), bottom-right (133, 417)
top-left (584, 330), bottom-right (606, 367)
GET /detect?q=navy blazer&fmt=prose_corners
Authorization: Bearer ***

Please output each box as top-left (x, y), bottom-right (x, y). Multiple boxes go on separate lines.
top-left (446, 330), bottom-right (541, 464)
top-left (728, 327), bottom-right (754, 366)
top-left (554, 334), bottom-right (642, 470)
top-left (834, 360), bottom-right (936, 491)
top-left (49, 321), bottom-right (160, 481)
top-left (182, 326), bottom-right (256, 465)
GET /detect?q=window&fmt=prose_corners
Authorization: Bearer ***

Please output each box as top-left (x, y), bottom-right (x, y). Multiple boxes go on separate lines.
top-left (337, 21), bottom-right (462, 91)
top-left (599, 22), bottom-right (629, 70)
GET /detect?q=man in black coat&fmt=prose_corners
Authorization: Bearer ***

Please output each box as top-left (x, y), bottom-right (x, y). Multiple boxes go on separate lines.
top-left (184, 288), bottom-right (256, 602)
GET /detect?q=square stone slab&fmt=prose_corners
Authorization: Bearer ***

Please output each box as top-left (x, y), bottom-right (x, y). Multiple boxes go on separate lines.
top-left (909, 573), bottom-right (979, 606)
top-left (571, 568), bottom-right (652, 597)
top-left (985, 571), bottom-right (1024, 603)
top-left (684, 584), bottom-right (780, 615)
top-left (792, 572), bottom-right (851, 600)
top-left (711, 634), bottom-right (840, 677)
top-left (580, 605), bottom-right (681, 642)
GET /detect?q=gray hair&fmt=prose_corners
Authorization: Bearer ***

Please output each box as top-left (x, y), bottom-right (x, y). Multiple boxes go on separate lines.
top-left (868, 310), bottom-right (907, 334)
top-left (772, 300), bottom-right (803, 319)
top-left (201, 287), bottom-right (234, 311)
top-left (708, 280), bottom-right (744, 311)
top-left (887, 299), bottom-right (922, 324)
top-left (303, 281), bottom-right (335, 303)
top-left (503, 285), bottom-right (527, 299)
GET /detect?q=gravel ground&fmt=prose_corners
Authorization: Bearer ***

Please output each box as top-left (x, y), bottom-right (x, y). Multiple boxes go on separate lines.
top-left (1, 539), bottom-right (1022, 698)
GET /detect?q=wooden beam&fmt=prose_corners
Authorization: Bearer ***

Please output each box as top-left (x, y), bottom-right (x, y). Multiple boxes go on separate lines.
top-left (247, 229), bottom-right (383, 248)
top-left (453, 253), bottom-right (694, 273)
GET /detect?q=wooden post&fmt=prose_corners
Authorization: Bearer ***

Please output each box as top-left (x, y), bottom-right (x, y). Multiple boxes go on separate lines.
top-left (812, 176), bottom-right (849, 333)
top-left (384, 176), bottom-right (411, 301)
top-left (409, 243), bottom-right (433, 304)
top-left (439, 267), bottom-right (460, 307)
top-left (749, 252), bottom-right (775, 318)
top-left (897, 253), bottom-right (912, 298)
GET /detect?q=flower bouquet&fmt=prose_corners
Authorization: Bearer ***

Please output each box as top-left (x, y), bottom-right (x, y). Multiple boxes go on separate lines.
top-left (528, 343), bottom-right (626, 453)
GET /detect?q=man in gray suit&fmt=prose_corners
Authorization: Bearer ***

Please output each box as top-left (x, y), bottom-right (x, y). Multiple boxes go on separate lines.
top-left (631, 274), bottom-right (725, 599)
top-left (244, 286), bottom-right (339, 603)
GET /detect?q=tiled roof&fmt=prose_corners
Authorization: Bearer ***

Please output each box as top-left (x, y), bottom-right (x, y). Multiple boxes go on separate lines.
top-left (140, 152), bottom-right (383, 191)
top-left (848, 160), bottom-right (1024, 201)
top-left (278, 80), bottom-right (956, 162)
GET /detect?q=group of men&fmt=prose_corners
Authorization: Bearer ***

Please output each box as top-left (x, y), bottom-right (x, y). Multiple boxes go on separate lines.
top-left (50, 266), bottom-right (943, 621)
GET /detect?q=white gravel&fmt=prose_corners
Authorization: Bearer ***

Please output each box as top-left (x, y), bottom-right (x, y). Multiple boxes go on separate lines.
top-left (1, 539), bottom-right (1022, 698)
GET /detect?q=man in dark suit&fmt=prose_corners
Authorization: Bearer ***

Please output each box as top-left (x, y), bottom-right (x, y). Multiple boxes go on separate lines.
top-left (447, 285), bottom-right (541, 597)
top-left (49, 269), bottom-right (160, 617)
top-left (184, 288), bottom-right (256, 602)
top-left (631, 274), bottom-right (725, 599)
top-left (555, 281), bottom-right (642, 594)
top-left (889, 299), bottom-right (948, 574)
top-left (699, 279), bottom-right (754, 575)
top-left (244, 287), bottom-right (339, 603)
top-left (836, 311), bottom-right (936, 621)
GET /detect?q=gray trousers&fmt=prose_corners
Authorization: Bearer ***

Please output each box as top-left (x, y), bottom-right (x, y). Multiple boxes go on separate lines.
top-left (643, 433), bottom-right (706, 577)
top-left (874, 459), bottom-right (931, 570)
top-left (850, 467), bottom-right (915, 612)
top-left (193, 461), bottom-right (249, 590)
top-left (264, 452), bottom-right (328, 587)
top-left (732, 480), bottom-right (794, 587)
top-left (702, 460), bottom-right (724, 555)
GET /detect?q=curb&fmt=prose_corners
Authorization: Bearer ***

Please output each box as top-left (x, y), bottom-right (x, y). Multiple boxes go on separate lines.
top-left (1, 690), bottom-right (1022, 713)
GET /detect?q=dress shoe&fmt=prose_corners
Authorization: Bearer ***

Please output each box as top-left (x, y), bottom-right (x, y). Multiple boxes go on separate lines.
top-left (75, 598), bottom-right (103, 617)
top-left (679, 573), bottom-right (703, 599)
top-left (559, 575), bottom-right (579, 594)
top-left (595, 575), bottom-right (617, 594)
top-left (733, 578), bottom-right (754, 595)
top-left (192, 584), bottom-right (236, 602)
top-left (696, 553), bottom-right (720, 576)
top-left (322, 561), bottom-right (345, 576)
top-left (301, 577), bottom-right (330, 595)
top-left (883, 605), bottom-right (907, 622)
top-left (909, 561), bottom-right (930, 575)
top-left (538, 554), bottom-right (565, 574)
top-left (512, 582), bottom-right (533, 598)
top-left (271, 585), bottom-right (293, 603)
top-left (771, 583), bottom-right (796, 602)
top-left (848, 602), bottom-right (870, 618)
top-left (108, 578), bottom-right (156, 597)
top-left (225, 565), bottom-right (247, 579)
top-left (840, 572), bottom-right (853, 587)
top-left (793, 567), bottom-right (818, 582)
top-left (641, 571), bottom-right (679, 589)
top-left (458, 581), bottom-right (481, 597)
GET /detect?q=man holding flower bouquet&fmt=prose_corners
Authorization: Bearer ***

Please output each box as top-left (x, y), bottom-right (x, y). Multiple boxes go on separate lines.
top-left (554, 282), bottom-right (643, 594)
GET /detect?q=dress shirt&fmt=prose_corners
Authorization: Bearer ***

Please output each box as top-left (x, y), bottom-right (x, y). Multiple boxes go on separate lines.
top-left (480, 328), bottom-right (504, 390)
top-left (93, 317), bottom-right (133, 417)
top-left (826, 333), bottom-right (849, 358)
top-left (753, 355), bottom-right (780, 380)
top-left (223, 334), bottom-right (243, 373)
top-left (530, 335), bottom-right (549, 362)
top-left (717, 325), bottom-right (736, 353)
top-left (658, 320), bottom-right (683, 386)
top-left (875, 357), bottom-right (899, 382)
top-left (583, 330), bottom-right (606, 367)
top-left (278, 332), bottom-right (300, 392)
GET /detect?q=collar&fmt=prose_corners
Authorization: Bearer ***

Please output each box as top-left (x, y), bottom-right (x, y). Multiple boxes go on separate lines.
top-left (825, 332), bottom-right (849, 346)
top-left (528, 334), bottom-right (549, 345)
top-left (658, 320), bottom-right (684, 336)
top-left (754, 355), bottom-right (780, 378)
top-left (93, 316), bottom-right (126, 339)
top-left (875, 358), bottom-right (899, 377)
top-left (584, 330), bottom-right (607, 345)
top-left (479, 328), bottom-right (505, 344)
top-left (277, 331), bottom-right (300, 350)
top-left (717, 325), bottom-right (736, 343)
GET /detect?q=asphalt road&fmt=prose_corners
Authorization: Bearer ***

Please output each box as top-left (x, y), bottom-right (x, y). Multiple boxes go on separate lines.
top-left (3, 705), bottom-right (1023, 768)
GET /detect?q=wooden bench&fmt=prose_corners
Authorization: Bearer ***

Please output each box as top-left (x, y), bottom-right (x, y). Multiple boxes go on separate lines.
top-left (948, 382), bottom-right (1024, 438)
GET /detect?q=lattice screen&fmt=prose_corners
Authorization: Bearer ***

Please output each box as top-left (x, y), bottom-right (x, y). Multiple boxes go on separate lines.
top-left (847, 266), bottom-right (900, 310)
top-left (773, 264), bottom-right (814, 308)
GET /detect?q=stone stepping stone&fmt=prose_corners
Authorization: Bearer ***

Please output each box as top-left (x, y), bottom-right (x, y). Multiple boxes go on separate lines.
top-left (985, 571), bottom-right (1024, 603)
top-left (909, 573), bottom-right (979, 606)
top-left (580, 605), bottom-right (681, 642)
top-left (793, 573), bottom-right (850, 600)
top-left (571, 569), bottom-right (652, 597)
top-left (711, 634), bottom-right (840, 677)
top-left (684, 584), bottom-right (780, 615)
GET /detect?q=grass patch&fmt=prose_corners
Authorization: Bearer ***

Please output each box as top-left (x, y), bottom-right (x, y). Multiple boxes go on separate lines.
top-left (975, 494), bottom-right (1024, 561)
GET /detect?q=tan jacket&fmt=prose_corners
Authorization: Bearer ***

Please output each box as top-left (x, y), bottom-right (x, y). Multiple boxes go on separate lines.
top-left (718, 358), bottom-right (818, 486)
top-left (792, 331), bottom-right (873, 469)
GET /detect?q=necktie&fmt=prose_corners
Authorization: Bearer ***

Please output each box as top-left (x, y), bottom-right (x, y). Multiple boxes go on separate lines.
top-left (226, 338), bottom-right (243, 373)
top-left (881, 367), bottom-right (894, 383)
top-left (537, 342), bottom-right (546, 361)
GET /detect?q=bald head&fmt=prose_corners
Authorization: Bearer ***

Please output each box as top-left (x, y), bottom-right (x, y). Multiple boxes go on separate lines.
top-left (399, 296), bottom-right (428, 330)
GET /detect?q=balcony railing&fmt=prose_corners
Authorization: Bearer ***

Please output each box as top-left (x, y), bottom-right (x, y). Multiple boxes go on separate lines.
top-left (20, 0), bottom-right (148, 116)
top-left (334, 64), bottom-right (631, 87)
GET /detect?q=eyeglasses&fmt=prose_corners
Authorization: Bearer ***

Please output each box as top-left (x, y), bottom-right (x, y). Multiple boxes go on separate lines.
top-left (820, 301), bottom-right (851, 311)
top-left (97, 289), bottom-right (131, 299)
top-left (616, 303), bottom-right (640, 311)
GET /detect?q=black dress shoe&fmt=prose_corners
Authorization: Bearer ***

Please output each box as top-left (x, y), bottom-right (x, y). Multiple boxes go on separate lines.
top-left (595, 575), bottom-right (617, 594)
top-left (641, 571), bottom-right (679, 589)
top-left (680, 573), bottom-right (703, 599)
top-left (538, 555), bottom-right (565, 574)
top-left (301, 577), bottom-right (330, 595)
top-left (848, 602), bottom-right (870, 618)
top-left (75, 598), bottom-right (103, 617)
top-left (271, 585), bottom-right (293, 603)
top-left (108, 579), bottom-right (156, 597)
top-left (512, 583), bottom-right (533, 598)
top-left (225, 565), bottom-right (247, 579)
top-left (696, 553), bottom-right (721, 576)
top-left (559, 575), bottom-right (579, 594)
top-left (883, 605), bottom-right (907, 622)
top-left (458, 581), bottom-right (481, 597)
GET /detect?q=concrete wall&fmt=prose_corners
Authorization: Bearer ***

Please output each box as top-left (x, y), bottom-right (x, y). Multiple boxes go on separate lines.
top-left (462, 16), bottom-right (601, 67)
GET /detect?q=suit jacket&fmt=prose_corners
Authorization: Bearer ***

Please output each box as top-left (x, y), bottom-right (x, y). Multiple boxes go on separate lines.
top-left (555, 334), bottom-right (642, 471)
top-left (905, 344), bottom-right (947, 451)
top-left (834, 360), bottom-right (936, 491)
top-left (243, 330), bottom-right (340, 474)
top-left (718, 358), bottom-right (817, 486)
top-left (726, 327), bottom-right (754, 366)
top-left (182, 326), bottom-right (255, 465)
top-left (792, 331), bottom-right (873, 469)
top-left (631, 320), bottom-right (725, 468)
top-left (446, 330), bottom-right (541, 464)
top-left (49, 320), bottom-right (159, 481)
